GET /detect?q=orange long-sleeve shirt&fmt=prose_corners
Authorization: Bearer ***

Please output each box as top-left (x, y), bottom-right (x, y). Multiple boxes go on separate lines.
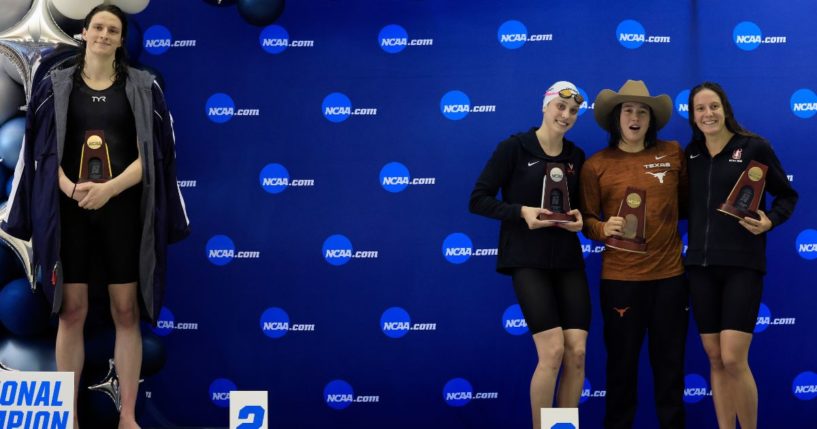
top-left (580, 140), bottom-right (686, 281)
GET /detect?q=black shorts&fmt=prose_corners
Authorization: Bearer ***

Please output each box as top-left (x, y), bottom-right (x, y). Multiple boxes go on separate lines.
top-left (687, 265), bottom-right (764, 334)
top-left (60, 186), bottom-right (141, 285)
top-left (511, 268), bottom-right (591, 334)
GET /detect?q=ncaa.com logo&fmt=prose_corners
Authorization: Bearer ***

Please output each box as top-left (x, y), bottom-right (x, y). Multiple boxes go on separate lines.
top-left (675, 89), bottom-right (690, 119)
top-left (683, 374), bottom-right (712, 404)
top-left (754, 302), bottom-right (796, 333)
top-left (324, 380), bottom-right (380, 410)
top-left (580, 378), bottom-right (606, 404)
top-left (790, 89), bottom-right (817, 119)
top-left (502, 304), bottom-right (528, 336)
top-left (442, 378), bottom-right (498, 407)
top-left (796, 229), bottom-right (817, 259)
top-left (259, 24), bottom-right (314, 54)
top-left (322, 234), bottom-right (379, 266)
top-left (440, 90), bottom-right (496, 121)
top-left (209, 378), bottom-right (237, 408)
top-left (260, 307), bottom-right (315, 339)
top-left (143, 25), bottom-right (196, 55)
top-left (792, 371), bottom-right (817, 400)
top-left (497, 20), bottom-right (553, 50)
top-left (205, 93), bottom-right (260, 124)
top-left (441, 232), bottom-right (497, 264)
top-left (151, 307), bottom-right (199, 337)
top-left (733, 21), bottom-right (787, 51)
top-left (378, 24), bottom-right (433, 54)
top-left (206, 235), bottom-right (261, 266)
top-left (616, 20), bottom-right (671, 49)
top-left (379, 162), bottom-right (436, 193)
top-left (579, 232), bottom-right (604, 259)
top-left (380, 307), bottom-right (437, 339)
top-left (259, 163), bottom-right (315, 194)
top-left (322, 92), bottom-right (377, 123)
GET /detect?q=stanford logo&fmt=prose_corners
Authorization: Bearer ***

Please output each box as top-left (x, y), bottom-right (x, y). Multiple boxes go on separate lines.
top-left (732, 148), bottom-right (743, 160)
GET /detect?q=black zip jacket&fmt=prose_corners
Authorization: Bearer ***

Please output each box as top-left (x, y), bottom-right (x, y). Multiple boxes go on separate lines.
top-left (685, 134), bottom-right (797, 273)
top-left (469, 128), bottom-right (585, 274)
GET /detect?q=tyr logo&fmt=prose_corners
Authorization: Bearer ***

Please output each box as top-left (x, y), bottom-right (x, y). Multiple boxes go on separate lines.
top-left (92, 96), bottom-right (107, 103)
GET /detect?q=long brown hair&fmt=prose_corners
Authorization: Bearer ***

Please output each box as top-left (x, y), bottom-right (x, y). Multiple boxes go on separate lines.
top-left (687, 82), bottom-right (759, 144)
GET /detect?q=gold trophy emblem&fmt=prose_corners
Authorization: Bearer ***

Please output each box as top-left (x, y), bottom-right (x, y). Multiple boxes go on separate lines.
top-left (78, 130), bottom-right (112, 183)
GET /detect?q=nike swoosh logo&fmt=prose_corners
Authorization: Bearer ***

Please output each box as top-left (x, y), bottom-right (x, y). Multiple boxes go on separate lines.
top-left (655, 154), bottom-right (668, 160)
top-left (528, 161), bottom-right (541, 167)
top-left (689, 153), bottom-right (701, 159)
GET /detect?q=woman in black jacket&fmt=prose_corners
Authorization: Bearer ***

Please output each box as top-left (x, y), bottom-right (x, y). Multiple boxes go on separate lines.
top-left (470, 81), bottom-right (588, 429)
top-left (685, 82), bottom-right (797, 429)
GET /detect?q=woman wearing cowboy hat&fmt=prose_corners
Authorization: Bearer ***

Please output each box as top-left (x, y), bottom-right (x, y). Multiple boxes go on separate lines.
top-left (685, 82), bottom-right (797, 429)
top-left (579, 80), bottom-right (688, 429)
top-left (470, 81), bottom-right (589, 429)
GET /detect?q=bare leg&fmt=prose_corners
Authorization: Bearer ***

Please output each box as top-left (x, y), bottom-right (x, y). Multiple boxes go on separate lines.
top-left (108, 282), bottom-right (142, 429)
top-left (56, 283), bottom-right (89, 429)
top-left (556, 328), bottom-right (587, 407)
top-left (720, 330), bottom-right (757, 429)
top-left (701, 333), bottom-right (735, 429)
top-left (529, 327), bottom-right (565, 429)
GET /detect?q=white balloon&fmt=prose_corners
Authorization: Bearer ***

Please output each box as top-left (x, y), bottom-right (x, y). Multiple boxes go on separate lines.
top-left (0, 73), bottom-right (24, 124)
top-left (0, 0), bottom-right (33, 33)
top-left (0, 54), bottom-right (23, 85)
top-left (50, 0), bottom-right (102, 20)
top-left (108, 0), bottom-right (149, 14)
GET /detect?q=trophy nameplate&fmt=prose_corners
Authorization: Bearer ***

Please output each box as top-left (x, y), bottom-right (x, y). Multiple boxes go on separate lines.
top-left (717, 160), bottom-right (767, 221)
top-left (605, 186), bottom-right (647, 253)
top-left (78, 130), bottom-right (112, 183)
top-left (538, 163), bottom-right (576, 223)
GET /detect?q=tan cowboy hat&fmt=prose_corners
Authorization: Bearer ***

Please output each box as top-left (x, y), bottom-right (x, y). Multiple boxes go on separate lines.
top-left (593, 80), bottom-right (672, 131)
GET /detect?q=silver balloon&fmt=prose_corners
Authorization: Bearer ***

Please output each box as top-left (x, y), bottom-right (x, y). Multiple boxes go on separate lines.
top-left (0, 204), bottom-right (34, 292)
top-left (1, 47), bottom-right (23, 84)
top-left (0, 0), bottom-right (79, 102)
top-left (0, 1), bottom-right (33, 34)
top-left (0, 361), bottom-right (19, 371)
top-left (88, 358), bottom-right (144, 412)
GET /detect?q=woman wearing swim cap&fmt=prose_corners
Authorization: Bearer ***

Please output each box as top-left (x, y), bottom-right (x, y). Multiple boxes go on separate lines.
top-left (470, 81), bottom-right (589, 429)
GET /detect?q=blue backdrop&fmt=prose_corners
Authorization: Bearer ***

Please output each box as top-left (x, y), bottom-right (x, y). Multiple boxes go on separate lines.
top-left (2, 1), bottom-right (816, 428)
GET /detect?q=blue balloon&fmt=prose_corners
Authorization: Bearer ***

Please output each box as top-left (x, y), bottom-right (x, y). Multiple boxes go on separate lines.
top-left (0, 117), bottom-right (25, 169)
top-left (0, 278), bottom-right (50, 336)
top-left (237, 0), bottom-right (284, 26)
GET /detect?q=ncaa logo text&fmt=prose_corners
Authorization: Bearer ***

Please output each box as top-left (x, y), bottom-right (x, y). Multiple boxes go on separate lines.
top-left (259, 163), bottom-right (315, 194)
top-left (260, 307), bottom-right (316, 339)
top-left (324, 380), bottom-right (379, 410)
top-left (380, 307), bottom-right (437, 339)
top-left (379, 162), bottom-right (435, 193)
top-left (143, 25), bottom-right (196, 55)
top-left (210, 378), bottom-right (238, 408)
top-left (378, 24), bottom-right (433, 54)
top-left (733, 21), bottom-right (787, 51)
top-left (206, 235), bottom-right (261, 266)
top-left (322, 93), bottom-right (377, 123)
top-left (790, 89), bottom-right (817, 119)
top-left (443, 378), bottom-right (498, 407)
top-left (497, 20), bottom-right (553, 50)
top-left (440, 90), bottom-right (496, 121)
top-left (616, 20), bottom-right (671, 49)
top-left (260, 25), bottom-right (314, 54)
top-left (322, 234), bottom-right (379, 266)
top-left (206, 93), bottom-right (260, 124)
